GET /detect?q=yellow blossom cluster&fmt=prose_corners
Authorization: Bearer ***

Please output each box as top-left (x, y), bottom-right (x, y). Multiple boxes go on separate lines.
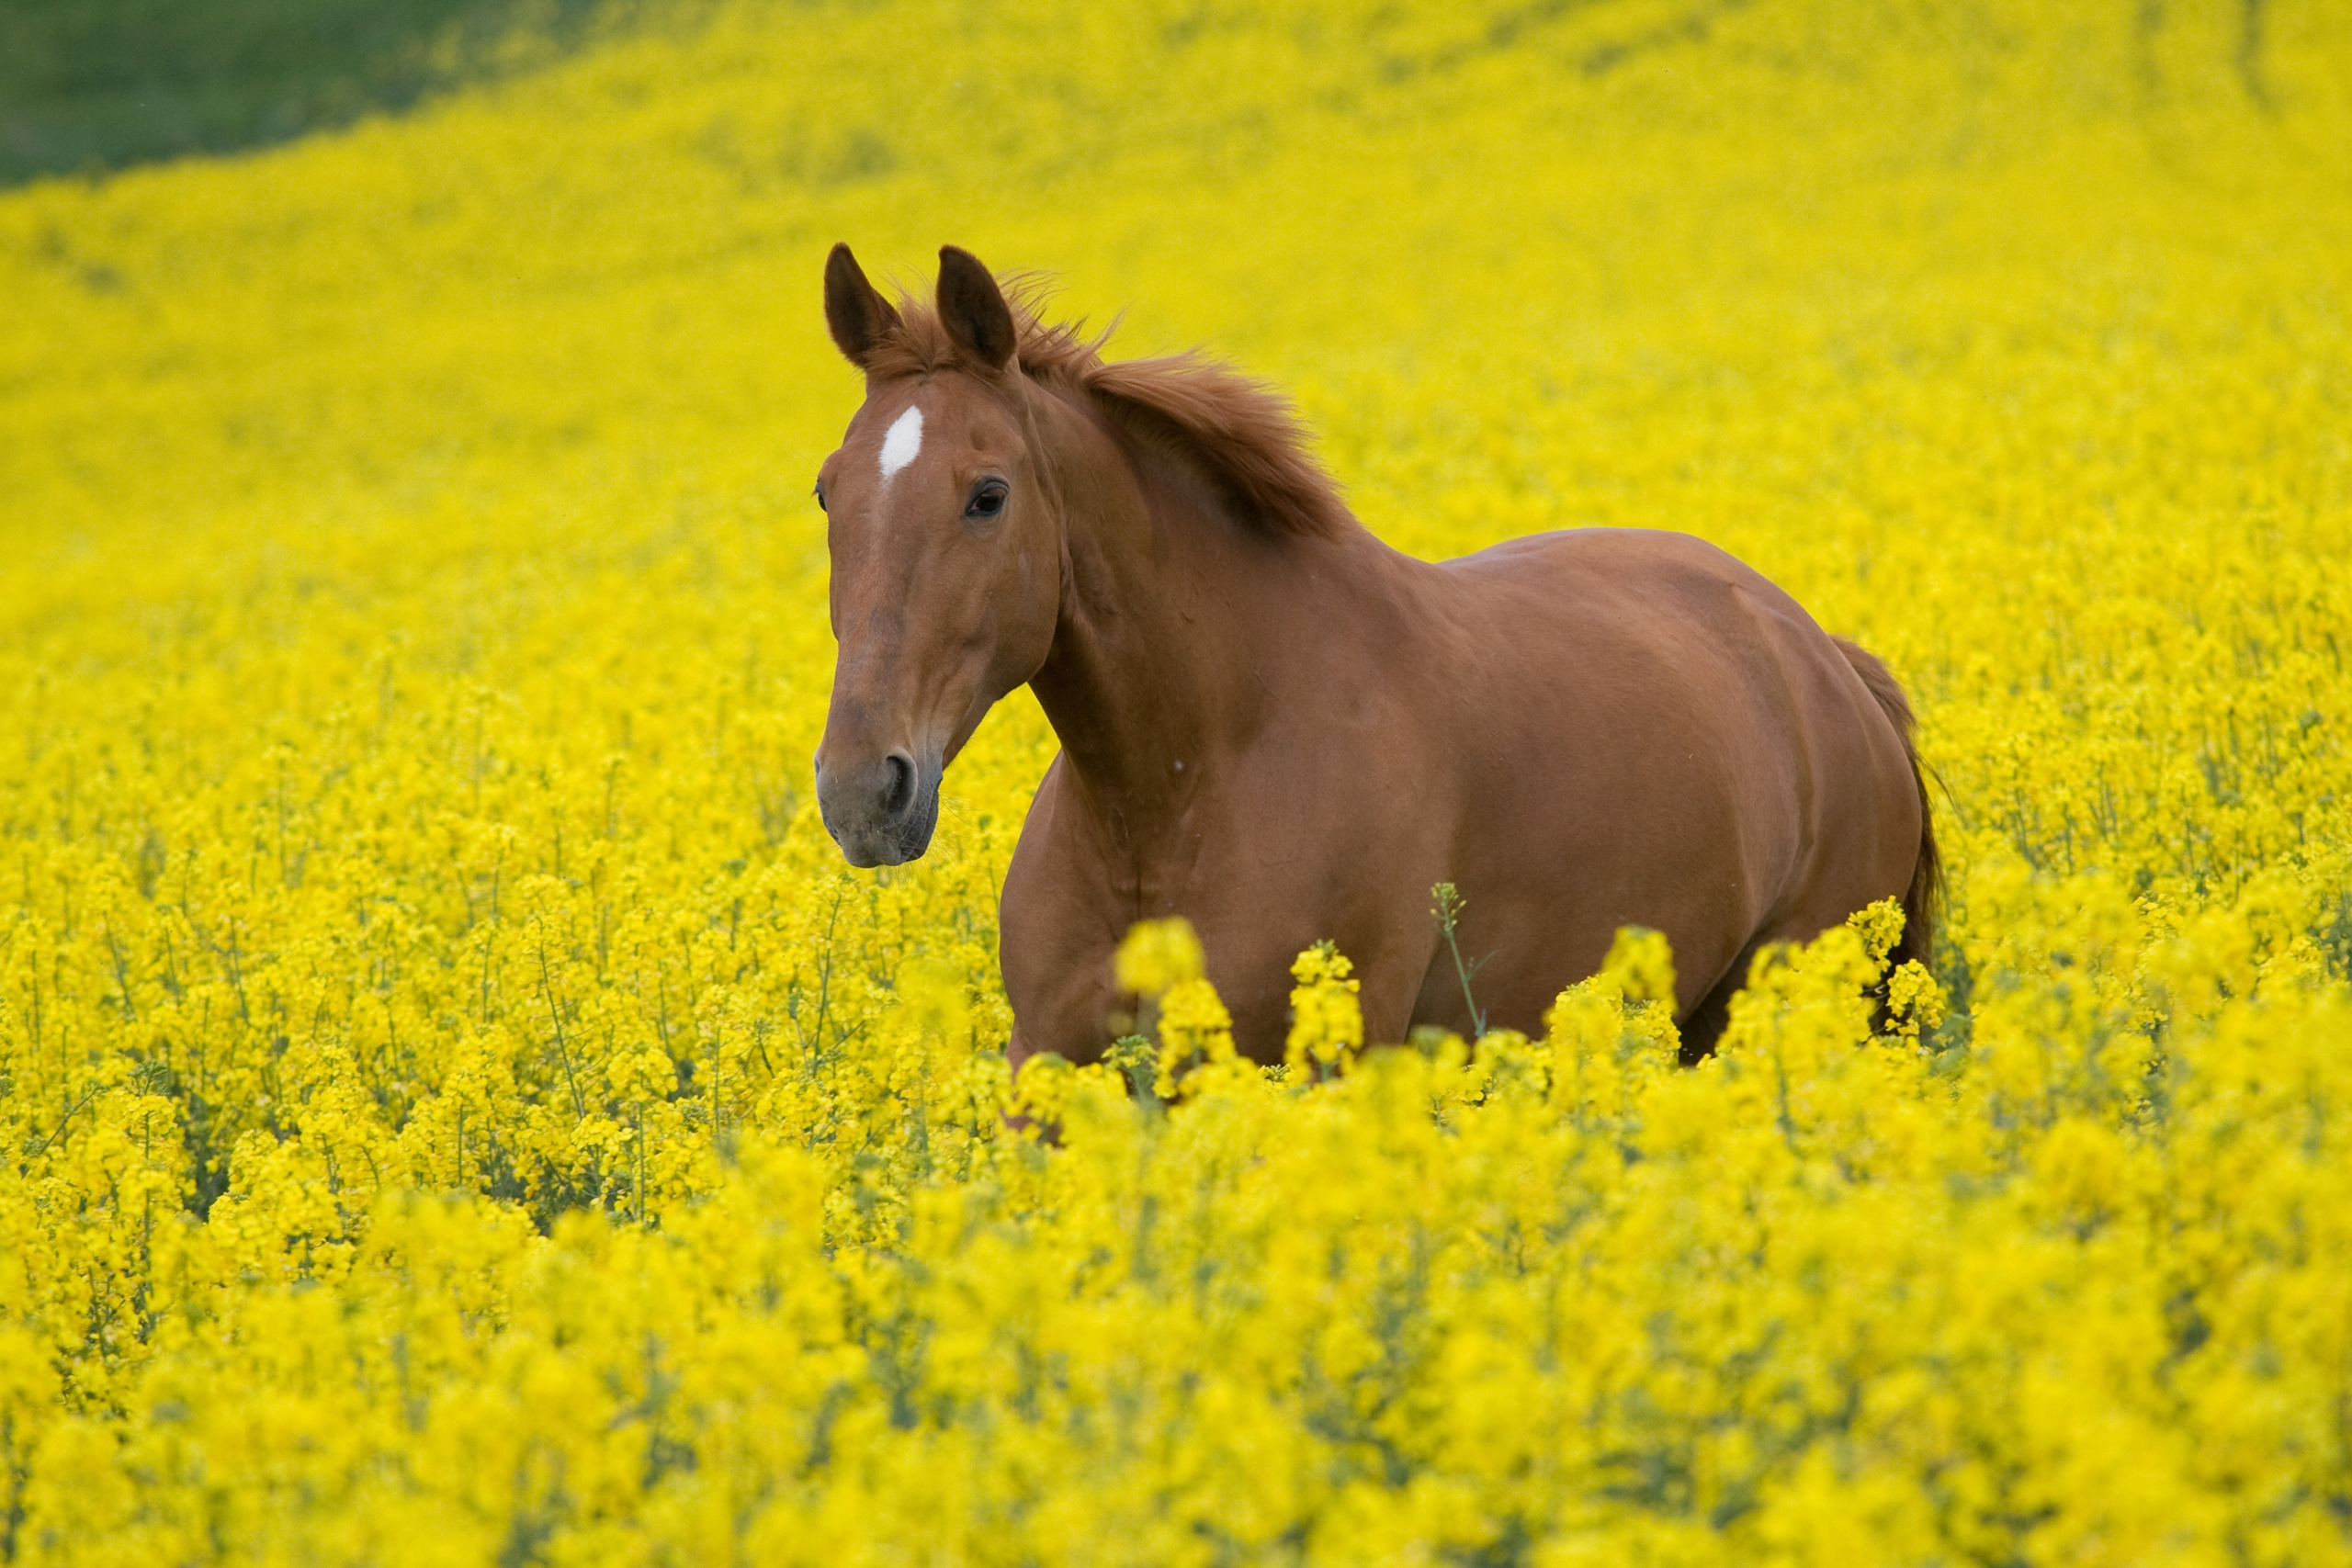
top-left (1284, 942), bottom-right (1364, 1079)
top-left (3, 0), bottom-right (2350, 1561)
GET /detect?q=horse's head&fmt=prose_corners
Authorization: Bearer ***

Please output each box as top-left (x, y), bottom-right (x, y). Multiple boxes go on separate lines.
top-left (811, 244), bottom-right (1064, 866)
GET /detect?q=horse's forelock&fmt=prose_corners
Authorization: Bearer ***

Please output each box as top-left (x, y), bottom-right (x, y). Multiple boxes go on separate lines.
top-left (863, 273), bottom-right (1077, 380)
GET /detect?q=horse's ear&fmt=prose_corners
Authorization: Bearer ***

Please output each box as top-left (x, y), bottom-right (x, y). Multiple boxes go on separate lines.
top-left (937, 245), bottom-right (1017, 370)
top-left (824, 243), bottom-right (900, 368)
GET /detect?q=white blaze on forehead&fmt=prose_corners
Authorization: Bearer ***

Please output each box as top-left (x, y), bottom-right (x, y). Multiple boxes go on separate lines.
top-left (877, 404), bottom-right (924, 482)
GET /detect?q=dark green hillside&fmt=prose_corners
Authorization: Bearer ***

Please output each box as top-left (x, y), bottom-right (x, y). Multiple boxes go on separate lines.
top-left (0, 0), bottom-right (611, 185)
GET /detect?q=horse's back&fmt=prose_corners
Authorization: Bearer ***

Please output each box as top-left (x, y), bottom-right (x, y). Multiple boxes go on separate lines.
top-left (1434, 526), bottom-right (1864, 792)
top-left (1419, 527), bottom-right (1921, 1022)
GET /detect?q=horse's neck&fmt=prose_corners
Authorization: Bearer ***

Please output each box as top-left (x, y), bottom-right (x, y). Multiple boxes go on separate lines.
top-left (1025, 389), bottom-right (1367, 840)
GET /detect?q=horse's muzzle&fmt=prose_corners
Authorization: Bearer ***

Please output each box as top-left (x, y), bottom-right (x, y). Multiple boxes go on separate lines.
top-left (814, 748), bottom-right (942, 866)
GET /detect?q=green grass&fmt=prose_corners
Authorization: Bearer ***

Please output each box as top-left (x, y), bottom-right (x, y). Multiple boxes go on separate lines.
top-left (0, 0), bottom-right (611, 186)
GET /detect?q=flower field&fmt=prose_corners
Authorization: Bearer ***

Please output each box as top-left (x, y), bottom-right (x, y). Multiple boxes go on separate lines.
top-left (4, 0), bottom-right (2351, 1561)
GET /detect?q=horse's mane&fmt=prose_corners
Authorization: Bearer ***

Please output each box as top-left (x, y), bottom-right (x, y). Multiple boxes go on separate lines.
top-left (863, 279), bottom-right (1354, 542)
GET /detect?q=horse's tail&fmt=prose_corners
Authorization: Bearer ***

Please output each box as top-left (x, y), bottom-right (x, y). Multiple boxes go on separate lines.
top-left (1833, 637), bottom-right (1940, 973)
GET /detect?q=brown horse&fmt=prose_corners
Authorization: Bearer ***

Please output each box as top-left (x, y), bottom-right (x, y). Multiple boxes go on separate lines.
top-left (812, 244), bottom-right (1937, 1068)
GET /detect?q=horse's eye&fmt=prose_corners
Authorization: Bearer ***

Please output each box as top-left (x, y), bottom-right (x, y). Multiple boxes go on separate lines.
top-left (966, 480), bottom-right (1009, 520)
top-left (813, 483), bottom-right (828, 513)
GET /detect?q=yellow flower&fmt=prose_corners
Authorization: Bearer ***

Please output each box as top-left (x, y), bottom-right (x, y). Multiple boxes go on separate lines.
top-left (1114, 918), bottom-right (1206, 996)
top-left (1284, 941), bottom-right (1364, 1076)
top-left (1600, 925), bottom-right (1678, 1005)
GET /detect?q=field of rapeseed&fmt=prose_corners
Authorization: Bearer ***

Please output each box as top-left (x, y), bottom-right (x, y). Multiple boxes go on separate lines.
top-left (4, 1), bottom-right (2351, 1561)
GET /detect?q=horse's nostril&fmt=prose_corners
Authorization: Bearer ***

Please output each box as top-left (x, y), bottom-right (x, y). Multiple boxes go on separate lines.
top-left (881, 752), bottom-right (916, 819)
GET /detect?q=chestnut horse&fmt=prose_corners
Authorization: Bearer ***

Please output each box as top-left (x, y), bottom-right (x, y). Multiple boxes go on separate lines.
top-left (812, 244), bottom-right (1937, 1067)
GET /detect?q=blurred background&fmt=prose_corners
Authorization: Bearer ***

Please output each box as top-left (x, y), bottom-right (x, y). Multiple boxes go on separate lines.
top-left (0, 0), bottom-right (2318, 187)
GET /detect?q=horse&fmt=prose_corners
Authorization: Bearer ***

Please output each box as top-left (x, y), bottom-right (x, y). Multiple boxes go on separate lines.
top-left (810, 243), bottom-right (1938, 1070)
